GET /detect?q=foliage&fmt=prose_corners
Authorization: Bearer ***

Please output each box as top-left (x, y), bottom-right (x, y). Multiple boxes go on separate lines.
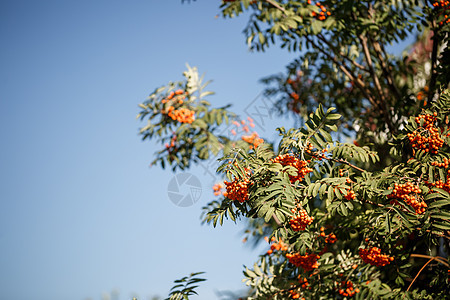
top-left (138, 64), bottom-right (235, 171)
top-left (138, 0), bottom-right (450, 299)
top-left (165, 272), bottom-right (207, 300)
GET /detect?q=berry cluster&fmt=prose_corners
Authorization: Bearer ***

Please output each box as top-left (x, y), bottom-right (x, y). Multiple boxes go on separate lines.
top-left (319, 226), bottom-right (326, 237)
top-left (319, 226), bottom-right (337, 245)
top-left (272, 154), bottom-right (313, 183)
top-left (289, 208), bottom-right (314, 231)
top-left (241, 132), bottom-right (264, 149)
top-left (288, 290), bottom-right (304, 300)
top-left (359, 247), bottom-right (394, 267)
top-left (231, 117), bottom-right (255, 135)
top-left (167, 107), bottom-right (195, 124)
top-left (265, 237), bottom-right (288, 255)
top-left (344, 188), bottom-right (356, 200)
top-left (325, 233), bottom-right (337, 244)
top-left (285, 73), bottom-right (309, 114)
top-left (417, 86), bottom-right (429, 104)
top-left (223, 178), bottom-right (250, 203)
top-left (387, 182), bottom-right (426, 214)
top-left (290, 92), bottom-right (300, 102)
top-left (407, 113), bottom-right (444, 154)
top-left (298, 276), bottom-right (310, 289)
top-left (289, 90), bottom-right (302, 114)
top-left (309, 0), bottom-right (331, 21)
top-left (304, 142), bottom-right (315, 153)
top-left (164, 134), bottom-right (177, 150)
top-left (426, 157), bottom-right (450, 192)
top-left (161, 90), bottom-right (195, 124)
top-left (337, 281), bottom-right (360, 298)
top-left (212, 183), bottom-right (224, 196)
top-left (286, 252), bottom-right (320, 271)
top-left (305, 144), bottom-right (332, 162)
top-left (431, 157), bottom-right (449, 168)
top-left (161, 89), bottom-right (185, 104)
top-left (432, 0), bottom-right (450, 25)
top-left (427, 178), bottom-right (450, 192)
top-left (338, 169), bottom-right (347, 177)
top-left (230, 118), bottom-right (263, 149)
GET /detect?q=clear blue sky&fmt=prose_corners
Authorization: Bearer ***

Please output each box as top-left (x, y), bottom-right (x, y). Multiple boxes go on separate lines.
top-left (0, 1), bottom-right (303, 299)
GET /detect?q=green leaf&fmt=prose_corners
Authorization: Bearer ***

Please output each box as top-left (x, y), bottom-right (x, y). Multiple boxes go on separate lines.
top-left (430, 211), bottom-right (450, 220)
top-left (265, 207), bottom-right (275, 222)
top-left (311, 20), bottom-right (322, 34)
top-left (327, 185), bottom-right (334, 203)
top-left (340, 202), bottom-right (348, 216)
top-left (429, 199), bottom-right (450, 208)
top-left (433, 222), bottom-right (450, 230)
top-left (258, 32), bottom-right (265, 44)
top-left (326, 113), bottom-right (341, 120)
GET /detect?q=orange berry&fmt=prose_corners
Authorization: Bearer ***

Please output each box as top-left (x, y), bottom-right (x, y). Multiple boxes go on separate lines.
top-left (325, 233), bottom-right (337, 244)
top-left (359, 247), bottom-right (393, 266)
top-left (290, 208), bottom-right (314, 231)
top-left (272, 154), bottom-right (313, 183)
top-left (241, 132), bottom-right (264, 149)
top-left (286, 252), bottom-right (320, 271)
top-left (387, 181), bottom-right (426, 214)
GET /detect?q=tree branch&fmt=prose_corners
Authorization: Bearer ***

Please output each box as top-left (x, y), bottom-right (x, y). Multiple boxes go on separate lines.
top-left (326, 156), bottom-right (366, 173)
top-left (415, 227), bottom-right (450, 240)
top-left (268, 0), bottom-right (395, 133)
top-left (410, 254), bottom-right (450, 268)
top-left (370, 38), bottom-right (402, 102)
top-left (406, 256), bottom-right (434, 293)
top-left (265, 0), bottom-right (286, 15)
top-left (427, 27), bottom-right (440, 104)
top-left (359, 34), bottom-right (396, 134)
top-left (303, 35), bottom-right (378, 109)
top-left (317, 34), bottom-right (369, 73)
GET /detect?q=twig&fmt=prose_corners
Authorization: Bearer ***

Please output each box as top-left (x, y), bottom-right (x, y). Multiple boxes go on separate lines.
top-left (265, 0), bottom-right (286, 14)
top-left (361, 198), bottom-right (384, 208)
top-left (317, 34), bottom-right (369, 73)
top-left (303, 35), bottom-right (378, 109)
top-left (309, 151), bottom-right (366, 173)
top-left (427, 27), bottom-right (440, 104)
top-left (410, 254), bottom-right (450, 268)
top-left (359, 35), bottom-right (385, 107)
top-left (415, 227), bottom-right (450, 240)
top-left (353, 6), bottom-right (395, 133)
top-left (370, 38), bottom-right (402, 102)
top-left (359, 34), bottom-right (396, 134)
top-left (406, 256), bottom-right (434, 293)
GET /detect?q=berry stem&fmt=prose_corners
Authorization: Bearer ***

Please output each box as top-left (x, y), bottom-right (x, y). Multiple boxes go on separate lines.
top-left (308, 151), bottom-right (366, 173)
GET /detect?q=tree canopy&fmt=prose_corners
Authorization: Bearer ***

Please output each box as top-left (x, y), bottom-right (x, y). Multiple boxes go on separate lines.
top-left (138, 1), bottom-right (450, 299)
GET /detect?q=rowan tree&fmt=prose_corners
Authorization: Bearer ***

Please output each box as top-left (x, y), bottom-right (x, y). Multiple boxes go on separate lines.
top-left (138, 1), bottom-right (450, 299)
